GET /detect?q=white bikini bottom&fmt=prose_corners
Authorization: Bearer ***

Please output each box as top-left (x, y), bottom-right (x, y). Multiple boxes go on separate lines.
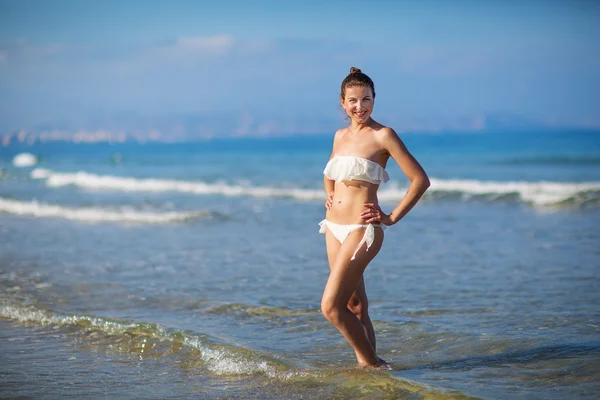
top-left (319, 219), bottom-right (385, 260)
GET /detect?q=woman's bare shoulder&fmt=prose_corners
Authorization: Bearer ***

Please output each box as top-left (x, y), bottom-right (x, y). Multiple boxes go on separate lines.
top-left (372, 126), bottom-right (406, 160)
top-left (373, 125), bottom-right (401, 142)
top-left (335, 127), bottom-right (348, 136)
top-left (330, 128), bottom-right (347, 153)
top-left (333, 127), bottom-right (348, 142)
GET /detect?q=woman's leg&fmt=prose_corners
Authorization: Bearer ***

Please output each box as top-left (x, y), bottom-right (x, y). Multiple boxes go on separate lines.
top-left (325, 228), bottom-right (341, 270)
top-left (326, 231), bottom-right (377, 351)
top-left (347, 278), bottom-right (376, 351)
top-left (321, 228), bottom-right (384, 366)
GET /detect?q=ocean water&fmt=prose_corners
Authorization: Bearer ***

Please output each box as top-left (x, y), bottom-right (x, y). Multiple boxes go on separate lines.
top-left (1, 130), bottom-right (599, 399)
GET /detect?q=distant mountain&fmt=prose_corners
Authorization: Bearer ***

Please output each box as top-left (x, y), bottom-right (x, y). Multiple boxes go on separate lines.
top-left (480, 113), bottom-right (545, 132)
top-left (0, 110), bottom-right (587, 145)
top-left (1, 110), bottom-right (342, 144)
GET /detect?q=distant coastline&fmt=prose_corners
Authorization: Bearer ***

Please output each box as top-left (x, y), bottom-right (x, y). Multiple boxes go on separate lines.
top-left (3, 110), bottom-right (600, 147)
top-left (2, 126), bottom-right (600, 147)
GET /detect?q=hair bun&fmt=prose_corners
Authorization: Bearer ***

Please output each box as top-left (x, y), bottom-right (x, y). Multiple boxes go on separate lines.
top-left (349, 67), bottom-right (362, 74)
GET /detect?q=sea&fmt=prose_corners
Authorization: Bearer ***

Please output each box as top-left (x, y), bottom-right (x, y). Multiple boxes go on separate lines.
top-left (1, 130), bottom-right (599, 400)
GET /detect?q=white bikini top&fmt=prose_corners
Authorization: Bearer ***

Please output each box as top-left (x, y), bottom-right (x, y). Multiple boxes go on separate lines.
top-left (324, 155), bottom-right (389, 184)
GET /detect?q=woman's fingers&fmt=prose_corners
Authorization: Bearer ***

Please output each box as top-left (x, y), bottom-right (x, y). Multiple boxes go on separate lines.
top-left (360, 203), bottom-right (385, 223)
top-left (361, 206), bottom-right (379, 215)
top-left (361, 212), bottom-right (380, 222)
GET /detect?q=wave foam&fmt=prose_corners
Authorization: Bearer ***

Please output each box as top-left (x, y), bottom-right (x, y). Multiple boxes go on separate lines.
top-left (426, 178), bottom-right (600, 206)
top-left (0, 301), bottom-right (470, 397)
top-left (0, 197), bottom-right (209, 223)
top-left (31, 168), bottom-right (322, 200)
top-left (31, 168), bottom-right (52, 179)
top-left (12, 153), bottom-right (38, 167)
top-left (29, 168), bottom-right (600, 207)
top-left (0, 302), bottom-right (305, 381)
top-left (0, 303), bottom-right (168, 336)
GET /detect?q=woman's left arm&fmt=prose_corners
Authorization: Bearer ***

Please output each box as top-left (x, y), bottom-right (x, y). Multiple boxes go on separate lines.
top-left (364, 128), bottom-right (430, 225)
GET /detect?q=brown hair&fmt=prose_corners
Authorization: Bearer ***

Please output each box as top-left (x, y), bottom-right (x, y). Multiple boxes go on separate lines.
top-left (340, 67), bottom-right (375, 100)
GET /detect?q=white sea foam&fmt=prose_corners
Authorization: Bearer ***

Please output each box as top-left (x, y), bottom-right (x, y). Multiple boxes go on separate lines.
top-left (427, 178), bottom-right (600, 206)
top-left (0, 303), bottom-right (169, 337)
top-left (29, 169), bottom-right (600, 206)
top-left (31, 169), bottom-right (323, 200)
top-left (0, 197), bottom-right (207, 223)
top-left (184, 336), bottom-right (302, 380)
top-left (12, 153), bottom-right (38, 167)
top-left (377, 179), bottom-right (600, 206)
top-left (0, 301), bottom-right (307, 381)
top-left (31, 168), bottom-right (52, 179)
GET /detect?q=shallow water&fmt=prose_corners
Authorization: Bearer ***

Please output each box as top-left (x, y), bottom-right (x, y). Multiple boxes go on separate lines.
top-left (1, 131), bottom-right (599, 399)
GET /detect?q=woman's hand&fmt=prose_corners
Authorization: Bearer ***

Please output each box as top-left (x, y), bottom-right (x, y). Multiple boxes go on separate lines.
top-left (325, 191), bottom-right (335, 210)
top-left (361, 203), bottom-right (394, 225)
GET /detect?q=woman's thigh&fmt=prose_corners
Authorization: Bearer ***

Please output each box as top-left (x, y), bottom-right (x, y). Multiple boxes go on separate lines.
top-left (325, 229), bottom-right (341, 271)
top-left (323, 228), bottom-right (384, 306)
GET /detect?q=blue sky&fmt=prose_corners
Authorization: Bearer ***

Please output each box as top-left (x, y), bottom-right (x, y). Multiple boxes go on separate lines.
top-left (1, 0), bottom-right (599, 137)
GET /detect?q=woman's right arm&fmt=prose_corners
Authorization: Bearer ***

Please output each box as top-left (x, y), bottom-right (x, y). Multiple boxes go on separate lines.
top-left (324, 175), bottom-right (335, 196)
top-left (324, 130), bottom-right (342, 209)
top-left (324, 175), bottom-right (335, 209)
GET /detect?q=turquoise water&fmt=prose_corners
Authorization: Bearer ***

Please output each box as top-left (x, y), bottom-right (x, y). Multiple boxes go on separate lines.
top-left (1, 130), bottom-right (599, 399)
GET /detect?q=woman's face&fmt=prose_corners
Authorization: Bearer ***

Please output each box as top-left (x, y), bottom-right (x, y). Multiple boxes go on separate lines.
top-left (341, 85), bottom-right (374, 124)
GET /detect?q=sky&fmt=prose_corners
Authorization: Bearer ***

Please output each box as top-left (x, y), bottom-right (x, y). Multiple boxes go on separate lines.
top-left (0, 0), bottom-right (599, 138)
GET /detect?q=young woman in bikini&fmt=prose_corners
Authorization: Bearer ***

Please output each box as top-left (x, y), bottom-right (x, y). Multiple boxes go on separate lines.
top-left (319, 67), bottom-right (430, 368)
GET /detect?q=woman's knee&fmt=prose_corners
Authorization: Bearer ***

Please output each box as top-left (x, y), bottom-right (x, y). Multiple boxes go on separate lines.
top-left (321, 297), bottom-right (344, 325)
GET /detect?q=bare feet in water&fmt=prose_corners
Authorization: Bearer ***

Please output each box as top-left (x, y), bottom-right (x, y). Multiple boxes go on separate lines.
top-left (359, 356), bottom-right (391, 370)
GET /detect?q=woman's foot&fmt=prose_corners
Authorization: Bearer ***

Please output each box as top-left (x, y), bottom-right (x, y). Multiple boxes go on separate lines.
top-left (358, 356), bottom-right (391, 370)
top-left (374, 356), bottom-right (392, 370)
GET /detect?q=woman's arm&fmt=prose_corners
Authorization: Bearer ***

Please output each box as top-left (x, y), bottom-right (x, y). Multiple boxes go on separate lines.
top-left (364, 127), bottom-right (429, 225)
top-left (324, 176), bottom-right (335, 210)
top-left (324, 130), bottom-right (343, 209)
top-left (385, 128), bottom-right (430, 224)
top-left (324, 175), bottom-right (335, 196)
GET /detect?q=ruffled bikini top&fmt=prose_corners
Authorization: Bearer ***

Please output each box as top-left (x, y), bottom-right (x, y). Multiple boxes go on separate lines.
top-left (323, 156), bottom-right (389, 184)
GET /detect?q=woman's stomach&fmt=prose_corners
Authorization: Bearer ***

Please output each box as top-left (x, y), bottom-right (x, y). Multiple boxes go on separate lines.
top-left (325, 181), bottom-right (379, 224)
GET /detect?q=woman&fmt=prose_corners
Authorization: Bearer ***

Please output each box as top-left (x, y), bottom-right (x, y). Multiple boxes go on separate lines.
top-left (319, 67), bottom-right (430, 368)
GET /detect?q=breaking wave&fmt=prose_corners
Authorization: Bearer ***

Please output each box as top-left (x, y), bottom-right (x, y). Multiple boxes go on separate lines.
top-left (0, 197), bottom-right (213, 223)
top-left (30, 168), bottom-right (600, 207)
top-left (31, 168), bottom-right (322, 200)
top-left (423, 178), bottom-right (600, 207)
top-left (0, 302), bottom-right (470, 399)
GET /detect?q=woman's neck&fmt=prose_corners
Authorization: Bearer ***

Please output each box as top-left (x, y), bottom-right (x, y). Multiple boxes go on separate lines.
top-left (350, 118), bottom-right (374, 132)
